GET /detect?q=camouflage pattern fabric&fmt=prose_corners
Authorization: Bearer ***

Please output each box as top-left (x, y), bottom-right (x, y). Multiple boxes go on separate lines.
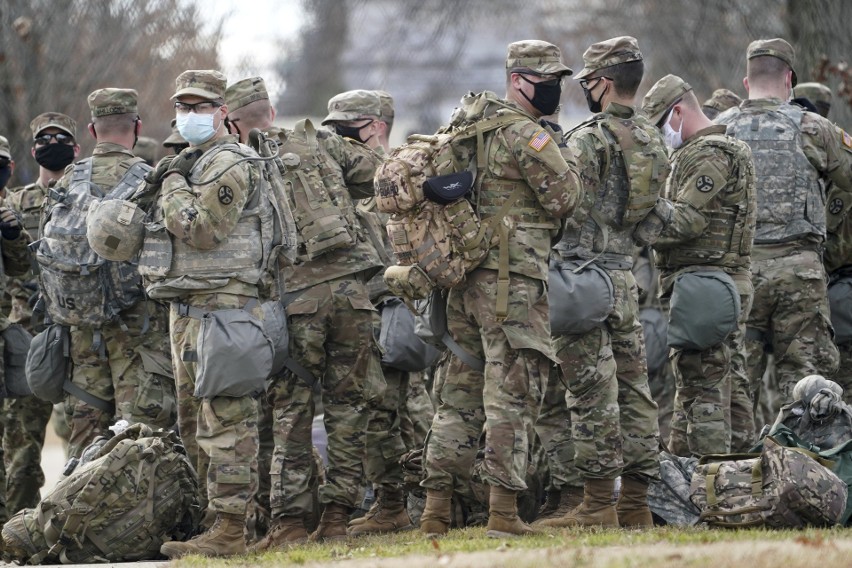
top-left (400, 370), bottom-right (433, 452)
top-left (647, 451), bottom-right (700, 526)
top-left (366, 365), bottom-right (412, 487)
top-left (552, 268), bottom-right (659, 480)
top-left (771, 375), bottom-right (852, 450)
top-left (66, 298), bottom-right (175, 458)
top-left (833, 343), bottom-right (852, 407)
top-left (267, 275), bottom-right (382, 515)
top-left (422, 271), bottom-right (552, 492)
top-left (535, 363), bottom-right (583, 493)
top-left (169, 293), bottom-right (260, 516)
top-left (744, 249), bottom-right (839, 419)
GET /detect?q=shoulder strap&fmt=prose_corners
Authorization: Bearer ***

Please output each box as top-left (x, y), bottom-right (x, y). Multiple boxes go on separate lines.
top-left (104, 160), bottom-right (152, 202)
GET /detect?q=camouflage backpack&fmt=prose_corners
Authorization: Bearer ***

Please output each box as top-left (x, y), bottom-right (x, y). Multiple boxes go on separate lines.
top-left (34, 158), bottom-right (150, 328)
top-left (690, 436), bottom-right (847, 528)
top-left (1, 423), bottom-right (200, 564)
top-left (375, 91), bottom-right (530, 302)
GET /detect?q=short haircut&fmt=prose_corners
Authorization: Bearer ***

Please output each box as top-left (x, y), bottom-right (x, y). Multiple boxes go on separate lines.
top-left (747, 55), bottom-right (790, 86)
top-left (92, 113), bottom-right (137, 136)
top-left (606, 60), bottom-right (644, 97)
top-left (228, 98), bottom-right (272, 128)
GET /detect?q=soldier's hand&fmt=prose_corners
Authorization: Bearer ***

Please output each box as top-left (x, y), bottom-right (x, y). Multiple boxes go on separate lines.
top-left (164, 148), bottom-right (204, 178)
top-left (0, 207), bottom-right (22, 240)
top-left (144, 155), bottom-right (177, 185)
top-left (539, 119), bottom-right (566, 148)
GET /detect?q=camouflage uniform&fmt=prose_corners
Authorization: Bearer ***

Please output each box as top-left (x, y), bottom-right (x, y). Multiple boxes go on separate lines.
top-left (422, 94), bottom-right (583, 497)
top-left (266, 113), bottom-right (384, 533)
top-left (48, 92), bottom-right (175, 459)
top-left (716, 39), bottom-right (852, 417)
top-left (643, 75), bottom-right (758, 456)
top-left (701, 89), bottom-right (742, 121)
top-left (140, 72), bottom-right (267, 535)
top-left (1, 178), bottom-right (54, 514)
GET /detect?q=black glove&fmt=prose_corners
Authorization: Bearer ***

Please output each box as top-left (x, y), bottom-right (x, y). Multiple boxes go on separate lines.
top-left (0, 208), bottom-right (21, 240)
top-left (539, 120), bottom-right (567, 148)
top-left (164, 148), bottom-right (204, 178)
top-left (144, 155), bottom-right (176, 185)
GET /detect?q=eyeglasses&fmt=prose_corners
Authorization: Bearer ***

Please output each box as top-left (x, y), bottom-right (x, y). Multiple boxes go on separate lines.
top-left (174, 101), bottom-right (223, 114)
top-left (579, 76), bottom-right (611, 90)
top-left (517, 73), bottom-right (564, 87)
top-left (33, 132), bottom-right (74, 146)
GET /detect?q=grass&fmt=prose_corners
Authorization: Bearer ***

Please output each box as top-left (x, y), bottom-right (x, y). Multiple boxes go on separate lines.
top-left (172, 525), bottom-right (852, 567)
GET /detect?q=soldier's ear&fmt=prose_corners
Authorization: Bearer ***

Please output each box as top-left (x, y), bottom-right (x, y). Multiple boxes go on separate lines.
top-left (743, 76), bottom-right (750, 93)
top-left (88, 123), bottom-right (97, 140)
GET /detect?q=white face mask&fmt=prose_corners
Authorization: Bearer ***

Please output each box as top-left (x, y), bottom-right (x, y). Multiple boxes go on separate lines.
top-left (662, 108), bottom-right (683, 149)
top-left (176, 109), bottom-right (218, 145)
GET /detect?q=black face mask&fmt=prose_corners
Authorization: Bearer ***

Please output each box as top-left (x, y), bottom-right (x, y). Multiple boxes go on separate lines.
top-left (0, 166), bottom-right (11, 189)
top-left (519, 75), bottom-right (562, 116)
top-left (334, 121), bottom-right (373, 145)
top-left (34, 143), bottom-right (75, 172)
top-left (582, 80), bottom-right (607, 114)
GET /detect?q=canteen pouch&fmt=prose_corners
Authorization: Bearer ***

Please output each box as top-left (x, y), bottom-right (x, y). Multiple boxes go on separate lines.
top-left (383, 264), bottom-right (435, 303)
top-left (668, 270), bottom-right (740, 351)
top-left (548, 259), bottom-right (615, 336)
top-left (380, 297), bottom-right (441, 372)
top-left (195, 309), bottom-right (273, 398)
top-left (25, 323), bottom-right (70, 403)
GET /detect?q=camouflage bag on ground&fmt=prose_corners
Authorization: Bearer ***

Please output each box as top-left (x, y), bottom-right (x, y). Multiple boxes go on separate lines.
top-left (648, 450), bottom-right (700, 526)
top-left (1, 423), bottom-right (200, 564)
top-left (690, 436), bottom-right (847, 528)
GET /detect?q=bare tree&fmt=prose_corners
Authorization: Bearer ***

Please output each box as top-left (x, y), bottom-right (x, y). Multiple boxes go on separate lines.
top-left (0, 0), bottom-right (222, 185)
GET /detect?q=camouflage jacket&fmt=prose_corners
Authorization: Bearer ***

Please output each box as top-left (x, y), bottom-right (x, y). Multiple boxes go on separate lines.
top-left (654, 125), bottom-right (756, 276)
top-left (2, 179), bottom-right (47, 325)
top-left (476, 99), bottom-right (583, 281)
top-left (277, 127), bottom-right (385, 293)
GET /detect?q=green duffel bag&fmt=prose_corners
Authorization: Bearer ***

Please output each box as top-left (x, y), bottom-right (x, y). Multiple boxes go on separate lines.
top-left (668, 270), bottom-right (740, 351)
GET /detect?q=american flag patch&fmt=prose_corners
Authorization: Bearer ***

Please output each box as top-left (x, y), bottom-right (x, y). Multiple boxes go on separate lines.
top-left (842, 129), bottom-right (852, 149)
top-left (528, 129), bottom-right (551, 152)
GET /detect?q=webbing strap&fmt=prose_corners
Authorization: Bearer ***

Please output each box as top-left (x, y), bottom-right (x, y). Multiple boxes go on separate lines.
top-left (441, 333), bottom-right (485, 372)
top-left (104, 160), bottom-right (152, 202)
top-left (574, 209), bottom-right (611, 272)
top-left (750, 460), bottom-right (763, 498)
top-left (284, 357), bottom-right (317, 388)
top-left (496, 223), bottom-right (511, 321)
top-left (63, 379), bottom-right (113, 413)
top-left (705, 462), bottom-right (722, 508)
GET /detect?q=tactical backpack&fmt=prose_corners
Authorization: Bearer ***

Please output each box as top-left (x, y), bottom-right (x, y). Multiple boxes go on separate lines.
top-left (34, 158), bottom-right (151, 329)
top-left (1, 423), bottom-right (200, 564)
top-left (375, 91), bottom-right (531, 303)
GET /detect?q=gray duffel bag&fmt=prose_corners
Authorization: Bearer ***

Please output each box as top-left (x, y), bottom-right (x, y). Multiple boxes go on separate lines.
top-left (380, 297), bottom-right (441, 372)
top-left (667, 270), bottom-right (740, 351)
top-left (25, 323), bottom-right (71, 403)
top-left (3, 323), bottom-right (33, 397)
top-left (548, 259), bottom-right (615, 336)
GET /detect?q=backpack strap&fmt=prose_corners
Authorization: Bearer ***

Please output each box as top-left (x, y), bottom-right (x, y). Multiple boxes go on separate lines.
top-left (63, 379), bottom-right (113, 413)
top-left (104, 160), bottom-right (152, 201)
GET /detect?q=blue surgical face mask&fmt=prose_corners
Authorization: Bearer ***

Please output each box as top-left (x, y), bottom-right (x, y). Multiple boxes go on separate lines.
top-left (176, 109), bottom-right (218, 145)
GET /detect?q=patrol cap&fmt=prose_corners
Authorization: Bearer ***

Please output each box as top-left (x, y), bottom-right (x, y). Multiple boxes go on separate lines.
top-left (225, 76), bottom-right (269, 112)
top-left (322, 89), bottom-right (382, 125)
top-left (747, 38), bottom-right (797, 86)
top-left (0, 136), bottom-right (10, 160)
top-left (793, 82), bottom-right (831, 107)
top-left (88, 88), bottom-right (138, 117)
top-left (575, 36), bottom-right (642, 80)
top-left (162, 119), bottom-right (187, 148)
top-left (171, 69), bottom-right (227, 100)
top-left (374, 90), bottom-right (395, 123)
top-left (641, 74), bottom-right (693, 126)
top-left (506, 40), bottom-right (573, 77)
top-left (29, 112), bottom-right (76, 139)
top-left (702, 88), bottom-right (742, 113)
top-left (133, 136), bottom-right (158, 165)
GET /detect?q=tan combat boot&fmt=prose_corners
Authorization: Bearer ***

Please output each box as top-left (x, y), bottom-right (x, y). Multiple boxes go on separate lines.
top-left (617, 476), bottom-right (654, 528)
top-left (485, 485), bottom-right (539, 538)
top-left (533, 486), bottom-right (584, 525)
top-left (419, 488), bottom-right (453, 537)
top-left (248, 516), bottom-right (309, 551)
top-left (309, 503), bottom-right (351, 542)
top-left (160, 513), bottom-right (246, 559)
top-left (348, 485), bottom-right (413, 536)
top-left (536, 479), bottom-right (618, 528)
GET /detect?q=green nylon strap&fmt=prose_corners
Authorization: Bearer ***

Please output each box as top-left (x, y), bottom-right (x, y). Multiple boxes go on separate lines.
top-left (706, 461), bottom-right (722, 508)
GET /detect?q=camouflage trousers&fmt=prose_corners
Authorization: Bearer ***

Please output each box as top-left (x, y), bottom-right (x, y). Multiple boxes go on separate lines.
top-left (745, 250), bottom-right (839, 419)
top-left (67, 300), bottom-right (176, 458)
top-left (249, 392), bottom-right (274, 532)
top-left (422, 270), bottom-right (552, 492)
top-left (365, 366), bottom-right (415, 487)
top-left (400, 370), bottom-right (433, 453)
top-left (648, 358), bottom-right (675, 447)
top-left (267, 275), bottom-right (383, 517)
top-left (664, 272), bottom-right (755, 456)
top-left (2, 395), bottom-right (53, 515)
top-left (535, 363), bottom-right (583, 493)
top-left (169, 293), bottom-right (260, 516)
top-left (553, 268), bottom-right (660, 481)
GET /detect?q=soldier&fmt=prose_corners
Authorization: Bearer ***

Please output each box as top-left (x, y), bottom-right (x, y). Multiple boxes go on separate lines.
top-left (162, 118), bottom-right (189, 155)
top-left (716, 38), bottom-right (852, 418)
top-left (642, 74), bottom-right (757, 456)
top-left (137, 70), bottom-right (270, 558)
top-left (133, 136), bottom-right (158, 166)
top-left (419, 40), bottom-right (582, 539)
top-left (539, 36), bottom-right (667, 529)
top-left (701, 89), bottom-right (742, 120)
top-left (223, 79), bottom-right (386, 546)
top-left (43, 91), bottom-right (175, 459)
top-left (323, 89), bottom-right (433, 536)
top-left (0, 114), bottom-right (78, 515)
top-left (793, 82), bottom-right (832, 118)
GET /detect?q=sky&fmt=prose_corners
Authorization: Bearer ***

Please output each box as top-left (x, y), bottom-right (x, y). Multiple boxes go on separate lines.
top-left (201, 0), bottom-right (305, 92)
